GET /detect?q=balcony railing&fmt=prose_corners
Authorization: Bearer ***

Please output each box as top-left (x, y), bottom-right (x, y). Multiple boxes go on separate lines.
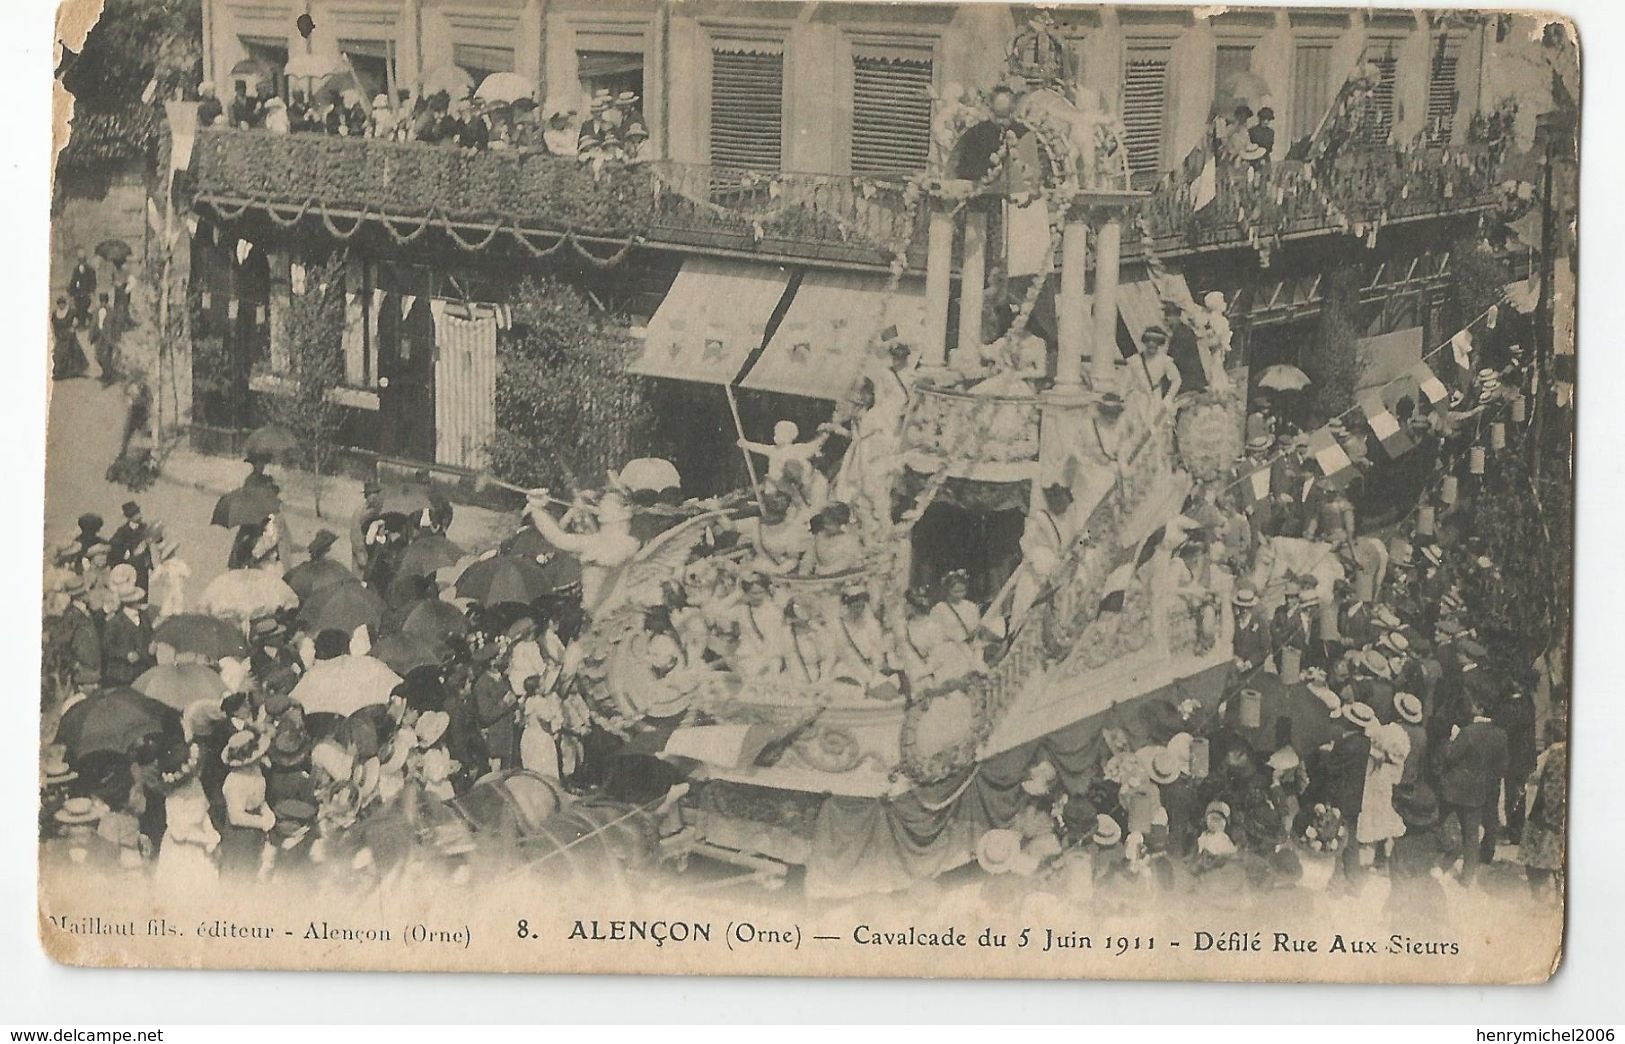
top-left (1138, 142), bottom-right (1508, 252)
top-left (188, 127), bottom-right (1513, 267)
top-left (189, 128), bottom-right (657, 239)
top-left (902, 384), bottom-right (1042, 469)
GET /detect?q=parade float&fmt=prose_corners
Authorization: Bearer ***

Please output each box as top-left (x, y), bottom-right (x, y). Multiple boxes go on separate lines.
top-left (569, 19), bottom-right (1250, 897)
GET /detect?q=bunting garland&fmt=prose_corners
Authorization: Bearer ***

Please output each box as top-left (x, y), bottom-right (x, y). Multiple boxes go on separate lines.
top-left (1227, 296), bottom-right (1514, 504)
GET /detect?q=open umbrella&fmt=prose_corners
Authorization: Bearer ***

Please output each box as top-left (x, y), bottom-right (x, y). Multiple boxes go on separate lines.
top-left (397, 533), bottom-right (466, 579)
top-left (420, 64), bottom-right (475, 100)
top-left (399, 598), bottom-right (469, 642)
top-left (197, 569), bottom-right (299, 621)
top-left (55, 688), bottom-right (182, 761)
top-left (152, 614), bottom-right (249, 660)
top-left (502, 528), bottom-right (583, 592)
top-left (94, 238), bottom-right (132, 265)
top-left (283, 557), bottom-right (354, 603)
top-left (475, 71), bottom-right (536, 105)
top-left (133, 663), bottom-right (229, 712)
top-left (289, 655), bottom-right (401, 717)
top-left (455, 553), bottom-right (553, 605)
top-left (211, 484), bottom-right (282, 528)
top-left (619, 457), bottom-right (682, 494)
top-left (371, 631), bottom-right (449, 676)
top-left (300, 579), bottom-right (385, 635)
top-left (244, 424), bottom-right (299, 459)
top-left (1256, 364), bottom-right (1313, 393)
top-left (229, 56), bottom-right (276, 88)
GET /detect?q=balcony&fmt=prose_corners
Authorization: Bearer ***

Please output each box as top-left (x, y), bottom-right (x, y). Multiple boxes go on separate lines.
top-left (901, 383), bottom-right (1042, 482)
top-left (187, 128), bottom-right (1517, 270)
top-left (1137, 142), bottom-right (1510, 255)
top-left (189, 127), bottom-right (657, 241)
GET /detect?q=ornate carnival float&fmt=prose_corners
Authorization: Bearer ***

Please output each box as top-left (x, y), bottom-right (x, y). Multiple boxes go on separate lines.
top-left (565, 18), bottom-right (1251, 897)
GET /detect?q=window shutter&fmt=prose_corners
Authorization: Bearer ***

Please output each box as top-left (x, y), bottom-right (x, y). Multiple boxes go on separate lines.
top-left (1362, 54), bottom-right (1398, 143)
top-left (710, 48), bottom-right (784, 173)
top-left (1121, 48), bottom-right (1170, 180)
top-left (1291, 42), bottom-right (1332, 141)
top-left (851, 53), bottom-right (933, 175)
top-left (1425, 41), bottom-right (1460, 145)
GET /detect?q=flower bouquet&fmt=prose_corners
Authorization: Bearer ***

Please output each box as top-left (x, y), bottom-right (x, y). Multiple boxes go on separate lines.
top-left (1295, 802), bottom-right (1349, 890)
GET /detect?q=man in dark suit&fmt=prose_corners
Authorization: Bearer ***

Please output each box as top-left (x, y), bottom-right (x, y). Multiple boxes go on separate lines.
top-left (107, 501), bottom-right (153, 592)
top-left (1438, 699), bottom-right (1509, 885)
top-left (1324, 701), bottom-right (1376, 883)
top-left (1270, 580), bottom-right (1321, 671)
top-left (1230, 585), bottom-right (1271, 675)
top-left (59, 575), bottom-right (103, 691)
top-left (100, 585), bottom-right (154, 687)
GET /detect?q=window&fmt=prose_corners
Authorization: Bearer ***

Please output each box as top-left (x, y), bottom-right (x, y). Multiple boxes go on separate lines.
top-left (1213, 44), bottom-right (1256, 116)
top-left (452, 42), bottom-right (514, 82)
top-left (236, 37), bottom-right (288, 100)
top-left (337, 39), bottom-right (394, 100)
top-left (850, 50), bottom-right (933, 175)
top-left (710, 46), bottom-right (784, 173)
top-left (1361, 50), bottom-right (1398, 144)
top-left (1291, 42), bottom-right (1333, 141)
top-left (577, 49), bottom-right (645, 103)
top-left (1121, 45), bottom-right (1171, 181)
top-left (1425, 37), bottom-right (1460, 146)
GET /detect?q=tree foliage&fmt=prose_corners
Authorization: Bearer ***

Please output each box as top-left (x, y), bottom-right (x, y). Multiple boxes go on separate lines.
top-left (1306, 263), bottom-right (1363, 419)
top-left (489, 277), bottom-right (653, 491)
top-left (60, 0), bottom-right (202, 113)
top-left (1445, 235), bottom-right (1510, 331)
top-left (259, 254), bottom-right (349, 515)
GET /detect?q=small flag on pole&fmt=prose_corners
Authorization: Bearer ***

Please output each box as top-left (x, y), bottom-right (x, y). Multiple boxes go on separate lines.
top-left (290, 263), bottom-right (305, 295)
top-left (1410, 360), bottom-right (1449, 405)
top-left (1308, 426), bottom-right (1353, 486)
top-left (235, 240), bottom-right (253, 265)
top-left (1358, 393), bottom-right (1414, 457)
top-left (1193, 153), bottom-right (1218, 211)
top-left (226, 298), bottom-right (239, 319)
top-left (400, 294), bottom-right (417, 317)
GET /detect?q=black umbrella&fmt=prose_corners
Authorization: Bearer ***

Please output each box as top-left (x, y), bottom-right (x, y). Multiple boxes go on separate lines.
top-left (55, 688), bottom-right (182, 762)
top-left (399, 599), bottom-right (469, 642)
top-left (211, 484), bottom-right (282, 528)
top-left (243, 424), bottom-right (300, 459)
top-left (94, 238), bottom-right (132, 265)
top-left (300, 579), bottom-right (385, 635)
top-left (455, 554), bottom-right (553, 605)
top-left (396, 533), bottom-right (465, 579)
top-left (283, 558), bottom-right (354, 603)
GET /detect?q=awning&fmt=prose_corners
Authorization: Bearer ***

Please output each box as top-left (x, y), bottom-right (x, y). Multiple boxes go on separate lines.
top-left (739, 270), bottom-right (925, 400)
top-left (629, 257), bottom-right (791, 384)
top-left (1116, 264), bottom-right (1199, 354)
top-left (1505, 278), bottom-right (1539, 315)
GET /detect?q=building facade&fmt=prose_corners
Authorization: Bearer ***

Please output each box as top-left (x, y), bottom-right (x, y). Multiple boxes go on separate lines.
top-left (184, 1), bottom-right (1536, 493)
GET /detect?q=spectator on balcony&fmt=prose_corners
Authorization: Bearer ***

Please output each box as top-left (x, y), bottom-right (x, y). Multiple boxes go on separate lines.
top-left (507, 98), bottom-right (542, 150)
top-left (262, 97), bottom-right (289, 135)
top-left (616, 91), bottom-right (649, 161)
top-left (538, 101), bottom-right (578, 156)
top-left (1248, 107), bottom-right (1276, 165)
top-left (196, 82), bottom-right (223, 128)
top-left (456, 99), bottom-right (490, 150)
top-left (369, 94), bottom-right (396, 140)
top-left (1225, 105), bottom-right (1255, 164)
top-left (341, 90), bottom-right (368, 137)
top-left (285, 92), bottom-right (311, 133)
top-left (228, 81), bottom-right (255, 129)
top-left (577, 90), bottom-right (615, 163)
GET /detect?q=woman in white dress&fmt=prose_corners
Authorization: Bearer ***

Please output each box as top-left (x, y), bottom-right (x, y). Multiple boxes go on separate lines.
top-left (1356, 721), bottom-right (1412, 848)
top-left (153, 743), bottom-right (220, 890)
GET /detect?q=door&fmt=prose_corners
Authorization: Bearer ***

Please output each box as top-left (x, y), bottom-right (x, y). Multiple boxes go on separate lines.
top-left (377, 294), bottom-right (437, 462)
top-left (432, 308), bottom-right (497, 469)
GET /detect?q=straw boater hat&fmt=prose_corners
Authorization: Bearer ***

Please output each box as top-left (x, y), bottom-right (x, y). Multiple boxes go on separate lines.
top-left (839, 580), bottom-right (869, 604)
top-left (54, 796), bottom-right (107, 826)
top-left (1204, 800), bottom-right (1231, 824)
top-left (1231, 584), bottom-right (1260, 609)
top-left (1091, 814), bottom-right (1123, 847)
top-left (1149, 747), bottom-right (1183, 786)
top-left (117, 584), bottom-right (147, 605)
top-left (41, 745), bottom-right (76, 787)
top-left (221, 727), bottom-right (274, 769)
top-left (1394, 692), bottom-right (1424, 726)
top-left (615, 90), bottom-right (640, 108)
top-left (975, 828), bottom-right (1028, 875)
top-left (1341, 701), bottom-right (1378, 730)
top-left (1372, 606), bottom-right (1402, 630)
top-left (589, 88), bottom-right (612, 114)
top-left (1377, 631), bottom-right (1411, 655)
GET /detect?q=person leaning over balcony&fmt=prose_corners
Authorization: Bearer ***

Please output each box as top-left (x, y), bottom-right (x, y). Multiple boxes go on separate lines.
top-left (1248, 107), bottom-right (1276, 165)
top-left (370, 94), bottom-right (396, 139)
top-left (196, 81), bottom-right (222, 127)
top-left (262, 97), bottom-right (289, 135)
top-left (539, 100), bottom-right (578, 156)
